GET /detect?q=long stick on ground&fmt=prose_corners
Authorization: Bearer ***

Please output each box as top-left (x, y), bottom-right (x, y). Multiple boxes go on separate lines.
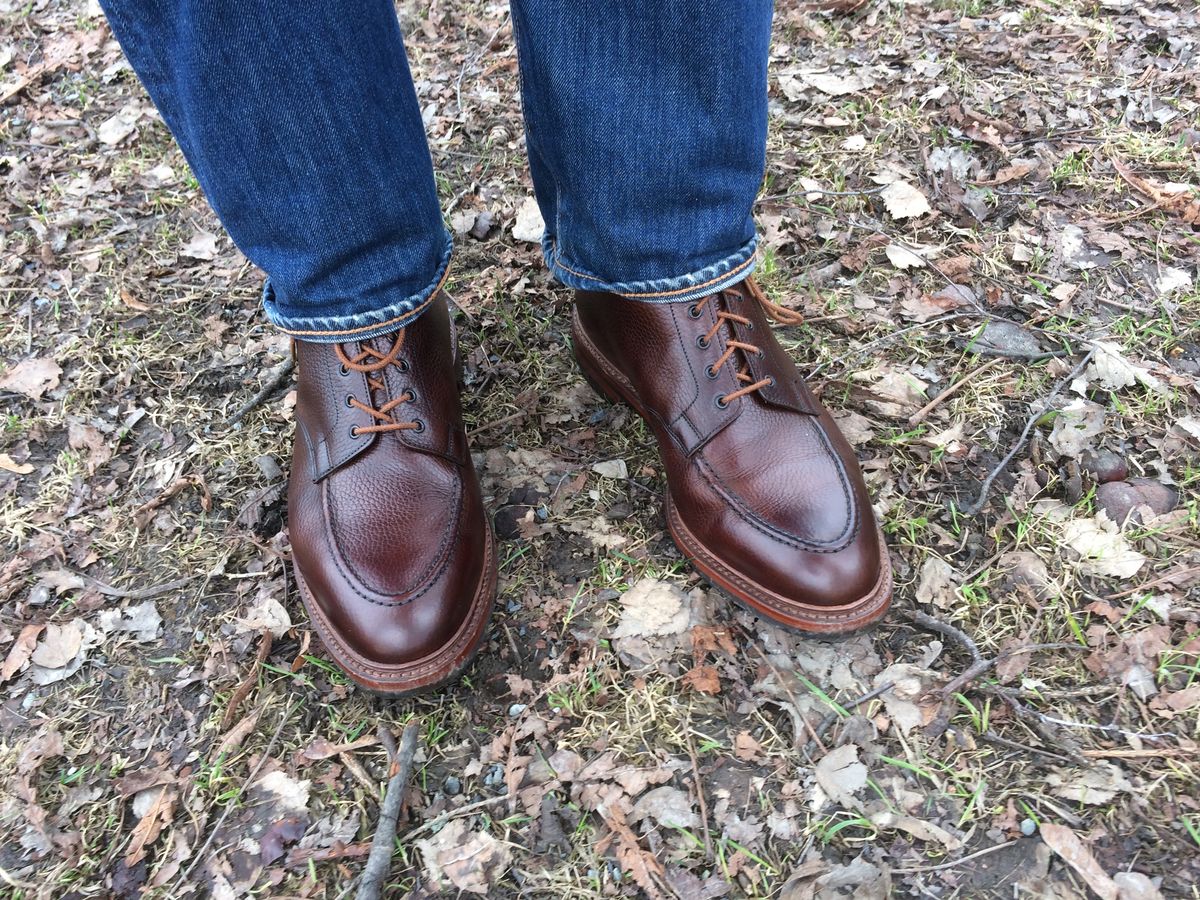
top-left (356, 723), bottom-right (420, 900)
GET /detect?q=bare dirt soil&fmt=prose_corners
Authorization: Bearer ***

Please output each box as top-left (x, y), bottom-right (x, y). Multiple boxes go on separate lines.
top-left (1, 0), bottom-right (1198, 897)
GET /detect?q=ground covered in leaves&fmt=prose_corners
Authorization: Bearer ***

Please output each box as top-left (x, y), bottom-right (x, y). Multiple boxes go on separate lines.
top-left (2, 0), bottom-right (1199, 897)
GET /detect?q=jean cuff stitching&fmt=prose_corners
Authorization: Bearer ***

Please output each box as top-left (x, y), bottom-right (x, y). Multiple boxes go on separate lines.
top-left (263, 234), bottom-right (452, 341)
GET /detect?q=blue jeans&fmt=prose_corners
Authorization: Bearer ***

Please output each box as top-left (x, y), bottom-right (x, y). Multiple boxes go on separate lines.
top-left (99, 0), bottom-right (773, 342)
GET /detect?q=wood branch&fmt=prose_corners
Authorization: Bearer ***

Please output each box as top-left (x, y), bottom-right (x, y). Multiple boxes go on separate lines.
top-left (356, 723), bottom-right (419, 900)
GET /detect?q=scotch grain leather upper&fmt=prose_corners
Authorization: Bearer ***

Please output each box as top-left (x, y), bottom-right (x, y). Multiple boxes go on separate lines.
top-left (572, 278), bottom-right (892, 634)
top-left (288, 294), bottom-right (496, 694)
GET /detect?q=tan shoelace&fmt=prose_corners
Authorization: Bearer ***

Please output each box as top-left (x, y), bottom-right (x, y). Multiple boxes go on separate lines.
top-left (692, 282), bottom-right (805, 406)
top-left (335, 331), bottom-right (421, 435)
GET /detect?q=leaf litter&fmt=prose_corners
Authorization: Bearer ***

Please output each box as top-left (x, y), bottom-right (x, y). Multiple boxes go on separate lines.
top-left (1, 0), bottom-right (1197, 896)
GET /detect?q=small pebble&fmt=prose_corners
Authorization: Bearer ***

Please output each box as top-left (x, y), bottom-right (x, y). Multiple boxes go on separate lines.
top-left (444, 776), bottom-right (462, 796)
top-left (1021, 818), bottom-right (1037, 836)
top-left (508, 703), bottom-right (527, 718)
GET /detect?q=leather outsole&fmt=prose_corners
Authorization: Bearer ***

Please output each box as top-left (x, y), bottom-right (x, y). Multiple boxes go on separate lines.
top-left (293, 520), bottom-right (498, 697)
top-left (571, 307), bottom-right (892, 636)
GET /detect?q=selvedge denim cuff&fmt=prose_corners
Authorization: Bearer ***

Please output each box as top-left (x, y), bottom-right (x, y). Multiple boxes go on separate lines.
top-left (261, 231), bottom-right (454, 343)
top-left (543, 234), bottom-right (760, 306)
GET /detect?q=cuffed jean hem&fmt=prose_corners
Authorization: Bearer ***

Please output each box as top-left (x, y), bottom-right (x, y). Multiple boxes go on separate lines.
top-left (542, 234), bottom-right (759, 305)
top-left (261, 232), bottom-right (453, 343)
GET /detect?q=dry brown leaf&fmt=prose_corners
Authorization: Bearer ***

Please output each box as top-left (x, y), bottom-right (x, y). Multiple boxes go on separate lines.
top-left (416, 819), bottom-right (512, 895)
top-left (1, 624), bottom-right (43, 682)
top-left (0, 453), bottom-right (34, 475)
top-left (815, 744), bottom-right (867, 809)
top-left (734, 732), bottom-right (763, 762)
top-left (1040, 823), bottom-right (1118, 900)
top-left (682, 664), bottom-right (721, 694)
top-left (630, 786), bottom-right (699, 829)
top-left (0, 357), bottom-right (62, 400)
top-left (881, 181), bottom-right (932, 219)
top-left (124, 786), bottom-right (178, 867)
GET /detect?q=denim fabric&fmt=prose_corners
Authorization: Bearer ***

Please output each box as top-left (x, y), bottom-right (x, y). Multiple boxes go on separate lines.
top-left (512, 1), bottom-right (772, 304)
top-left (100, 0), bottom-right (774, 341)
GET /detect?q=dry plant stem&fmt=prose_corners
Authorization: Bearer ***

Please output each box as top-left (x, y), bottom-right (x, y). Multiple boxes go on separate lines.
top-left (176, 701), bottom-right (296, 890)
top-left (908, 356), bottom-right (1005, 426)
top-left (287, 841), bottom-right (373, 868)
top-left (806, 311), bottom-right (974, 379)
top-left (227, 357), bottom-right (295, 427)
top-left (890, 840), bottom-right (1017, 874)
top-left (356, 723), bottom-right (420, 900)
top-left (961, 348), bottom-right (1096, 516)
top-left (942, 642), bottom-right (1086, 698)
top-left (981, 730), bottom-right (1074, 762)
top-left (806, 681), bottom-right (895, 752)
top-left (399, 793), bottom-right (512, 843)
top-left (684, 721), bottom-right (714, 859)
top-left (752, 645), bottom-right (827, 753)
top-left (898, 608), bottom-right (984, 667)
top-left (67, 571), bottom-right (194, 600)
top-left (1106, 564), bottom-right (1200, 599)
top-left (220, 628), bottom-right (272, 730)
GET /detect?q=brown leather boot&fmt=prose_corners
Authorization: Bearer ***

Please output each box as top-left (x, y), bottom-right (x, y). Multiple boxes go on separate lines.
top-left (572, 278), bottom-right (892, 635)
top-left (288, 295), bottom-right (497, 695)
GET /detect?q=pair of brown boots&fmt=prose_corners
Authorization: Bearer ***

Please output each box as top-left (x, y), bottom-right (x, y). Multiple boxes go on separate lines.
top-left (287, 279), bottom-right (892, 695)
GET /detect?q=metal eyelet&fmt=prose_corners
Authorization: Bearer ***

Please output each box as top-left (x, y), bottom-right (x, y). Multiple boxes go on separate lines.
top-left (696, 335), bottom-right (710, 349)
top-left (766, 376), bottom-right (776, 387)
top-left (745, 321), bottom-right (755, 331)
top-left (412, 419), bottom-right (426, 434)
top-left (405, 388), bottom-right (419, 404)
top-left (345, 394), bottom-right (354, 408)
top-left (705, 365), bottom-right (718, 380)
top-left (757, 349), bottom-right (765, 359)
top-left (339, 365), bottom-right (350, 376)
top-left (688, 304), bottom-right (702, 319)
top-left (349, 426), bottom-right (360, 438)
top-left (397, 360), bottom-right (409, 373)
top-left (715, 396), bottom-right (729, 409)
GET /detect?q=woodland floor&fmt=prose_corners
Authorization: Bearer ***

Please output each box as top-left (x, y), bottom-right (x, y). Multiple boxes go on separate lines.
top-left (2, 0), bottom-right (1199, 897)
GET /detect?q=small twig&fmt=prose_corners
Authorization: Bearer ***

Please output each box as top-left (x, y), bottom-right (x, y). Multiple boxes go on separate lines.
top-left (176, 701), bottom-right (295, 889)
top-left (806, 681), bottom-right (895, 752)
top-left (1081, 747), bottom-right (1192, 759)
top-left (908, 357), bottom-right (1005, 426)
top-left (356, 723), bottom-right (420, 900)
top-left (942, 642), bottom-right (1086, 698)
top-left (398, 793), bottom-right (512, 843)
top-left (67, 572), bottom-right (195, 600)
top-left (898, 608), bottom-right (984, 666)
top-left (287, 840), bottom-right (373, 868)
top-left (960, 348), bottom-right (1095, 516)
top-left (227, 358), bottom-right (295, 427)
top-left (890, 840), bottom-right (1017, 874)
top-left (1105, 565), bottom-right (1200, 599)
top-left (762, 184), bottom-right (888, 201)
top-left (980, 730), bottom-right (1074, 762)
top-left (684, 723), bottom-right (713, 859)
top-left (220, 628), bottom-right (272, 730)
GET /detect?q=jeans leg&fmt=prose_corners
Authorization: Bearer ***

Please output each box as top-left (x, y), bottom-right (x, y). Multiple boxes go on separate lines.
top-left (99, 0), bottom-right (449, 341)
top-left (510, 0), bottom-right (773, 305)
